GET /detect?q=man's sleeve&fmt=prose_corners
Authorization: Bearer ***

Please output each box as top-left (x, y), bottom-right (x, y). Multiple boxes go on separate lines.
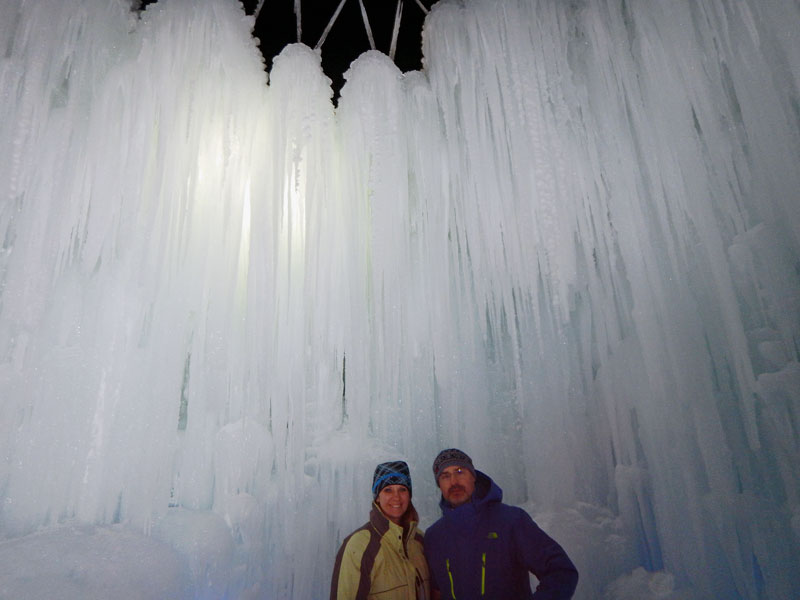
top-left (429, 564), bottom-right (440, 594)
top-left (424, 538), bottom-right (440, 594)
top-left (513, 509), bottom-right (579, 599)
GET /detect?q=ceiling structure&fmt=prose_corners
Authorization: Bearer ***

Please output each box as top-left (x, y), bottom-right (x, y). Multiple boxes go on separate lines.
top-left (252, 0), bottom-right (430, 97)
top-left (140, 0), bottom-right (432, 98)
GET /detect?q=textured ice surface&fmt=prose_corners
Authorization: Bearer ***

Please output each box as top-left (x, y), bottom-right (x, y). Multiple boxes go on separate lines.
top-left (1, 0), bottom-right (799, 598)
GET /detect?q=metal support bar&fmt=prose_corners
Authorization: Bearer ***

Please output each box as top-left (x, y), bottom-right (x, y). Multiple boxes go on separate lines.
top-left (357, 0), bottom-right (376, 50)
top-left (389, 0), bottom-right (403, 61)
top-left (316, 0), bottom-right (349, 50)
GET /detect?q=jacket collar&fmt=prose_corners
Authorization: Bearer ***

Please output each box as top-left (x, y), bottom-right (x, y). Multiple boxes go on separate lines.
top-left (370, 502), bottom-right (420, 546)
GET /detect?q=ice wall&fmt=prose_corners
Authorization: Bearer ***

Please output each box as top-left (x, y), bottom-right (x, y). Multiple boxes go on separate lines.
top-left (424, 2), bottom-right (800, 598)
top-left (1, 0), bottom-right (799, 598)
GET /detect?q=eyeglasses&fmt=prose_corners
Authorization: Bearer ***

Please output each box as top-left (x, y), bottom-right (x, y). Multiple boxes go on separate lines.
top-left (437, 467), bottom-right (469, 483)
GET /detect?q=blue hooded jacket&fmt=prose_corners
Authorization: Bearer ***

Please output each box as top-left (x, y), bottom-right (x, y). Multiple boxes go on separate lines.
top-left (425, 471), bottom-right (578, 599)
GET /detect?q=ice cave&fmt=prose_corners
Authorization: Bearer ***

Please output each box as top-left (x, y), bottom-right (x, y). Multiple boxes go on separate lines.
top-left (0, 0), bottom-right (799, 598)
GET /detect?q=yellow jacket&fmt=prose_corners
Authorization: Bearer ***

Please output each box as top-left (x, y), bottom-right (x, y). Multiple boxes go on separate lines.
top-left (330, 503), bottom-right (430, 599)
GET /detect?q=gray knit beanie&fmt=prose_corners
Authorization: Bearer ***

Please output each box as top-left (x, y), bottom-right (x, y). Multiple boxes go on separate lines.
top-left (432, 448), bottom-right (476, 481)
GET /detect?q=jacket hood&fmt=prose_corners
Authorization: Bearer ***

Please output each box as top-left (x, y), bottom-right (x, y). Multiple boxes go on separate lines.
top-left (438, 470), bottom-right (502, 526)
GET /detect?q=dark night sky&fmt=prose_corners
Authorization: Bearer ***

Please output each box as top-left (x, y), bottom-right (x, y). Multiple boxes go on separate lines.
top-left (141, 0), bottom-right (432, 100)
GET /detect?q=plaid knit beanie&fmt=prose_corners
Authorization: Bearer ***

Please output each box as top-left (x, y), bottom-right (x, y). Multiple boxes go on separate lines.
top-left (372, 461), bottom-right (412, 499)
top-left (432, 448), bottom-right (476, 481)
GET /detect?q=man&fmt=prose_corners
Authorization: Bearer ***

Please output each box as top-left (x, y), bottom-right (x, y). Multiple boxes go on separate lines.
top-left (425, 449), bottom-right (578, 599)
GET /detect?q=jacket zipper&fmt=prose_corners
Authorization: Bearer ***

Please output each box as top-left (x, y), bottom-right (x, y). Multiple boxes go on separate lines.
top-left (444, 553), bottom-right (486, 598)
top-left (481, 552), bottom-right (486, 596)
top-left (446, 558), bottom-right (456, 599)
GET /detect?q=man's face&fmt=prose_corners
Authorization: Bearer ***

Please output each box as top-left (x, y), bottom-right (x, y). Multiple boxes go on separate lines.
top-left (437, 465), bottom-right (475, 507)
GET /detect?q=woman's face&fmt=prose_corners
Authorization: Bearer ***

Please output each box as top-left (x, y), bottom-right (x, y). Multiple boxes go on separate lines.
top-left (377, 484), bottom-right (410, 524)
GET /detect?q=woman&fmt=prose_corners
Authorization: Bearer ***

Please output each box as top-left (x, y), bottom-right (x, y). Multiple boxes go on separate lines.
top-left (330, 461), bottom-right (430, 599)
